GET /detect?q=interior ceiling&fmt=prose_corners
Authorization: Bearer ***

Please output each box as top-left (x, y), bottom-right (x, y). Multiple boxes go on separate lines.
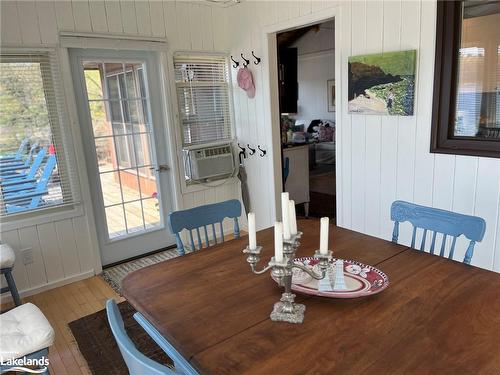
top-left (277, 20), bottom-right (334, 48)
top-left (464, 0), bottom-right (500, 18)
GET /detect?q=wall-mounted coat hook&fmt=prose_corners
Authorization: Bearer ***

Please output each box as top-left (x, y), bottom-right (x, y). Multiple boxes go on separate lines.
top-left (238, 143), bottom-right (247, 156)
top-left (251, 51), bottom-right (261, 65)
top-left (230, 55), bottom-right (240, 68)
top-left (247, 144), bottom-right (256, 156)
top-left (257, 145), bottom-right (266, 157)
top-left (241, 53), bottom-right (250, 68)
top-left (237, 143), bottom-right (247, 164)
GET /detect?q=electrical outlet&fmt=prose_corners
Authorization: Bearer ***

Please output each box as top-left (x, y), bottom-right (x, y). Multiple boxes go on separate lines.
top-left (21, 247), bottom-right (34, 265)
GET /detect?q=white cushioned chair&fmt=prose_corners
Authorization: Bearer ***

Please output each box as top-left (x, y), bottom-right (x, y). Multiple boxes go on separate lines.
top-left (0, 243), bottom-right (21, 306)
top-left (0, 302), bottom-right (55, 374)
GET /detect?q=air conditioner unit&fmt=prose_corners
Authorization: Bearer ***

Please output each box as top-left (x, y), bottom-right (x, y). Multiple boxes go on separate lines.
top-left (185, 143), bottom-right (235, 181)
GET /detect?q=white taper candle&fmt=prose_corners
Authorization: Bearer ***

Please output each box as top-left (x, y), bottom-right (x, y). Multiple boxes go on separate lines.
top-left (274, 222), bottom-right (284, 262)
top-left (248, 212), bottom-right (256, 250)
top-left (289, 200), bottom-right (297, 235)
top-left (281, 192), bottom-right (291, 240)
top-left (320, 217), bottom-right (329, 254)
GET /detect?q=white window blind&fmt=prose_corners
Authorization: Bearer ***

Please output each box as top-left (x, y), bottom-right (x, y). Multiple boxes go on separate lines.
top-left (455, 47), bottom-right (485, 136)
top-left (0, 52), bottom-right (79, 217)
top-left (174, 54), bottom-right (232, 146)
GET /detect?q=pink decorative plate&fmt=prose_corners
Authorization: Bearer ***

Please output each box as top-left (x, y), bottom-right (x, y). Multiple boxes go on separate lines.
top-left (273, 257), bottom-right (389, 298)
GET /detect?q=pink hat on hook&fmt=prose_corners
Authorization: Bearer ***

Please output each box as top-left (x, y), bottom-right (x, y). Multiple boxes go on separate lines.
top-left (237, 67), bottom-right (256, 99)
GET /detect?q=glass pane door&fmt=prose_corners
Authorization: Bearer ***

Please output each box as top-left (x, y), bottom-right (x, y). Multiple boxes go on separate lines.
top-left (82, 61), bottom-right (161, 240)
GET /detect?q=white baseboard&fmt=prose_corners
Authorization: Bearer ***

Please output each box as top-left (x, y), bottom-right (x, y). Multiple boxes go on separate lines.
top-left (1, 269), bottom-right (96, 303)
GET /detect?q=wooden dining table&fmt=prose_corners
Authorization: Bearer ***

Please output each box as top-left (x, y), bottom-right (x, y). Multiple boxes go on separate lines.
top-left (122, 219), bottom-right (500, 375)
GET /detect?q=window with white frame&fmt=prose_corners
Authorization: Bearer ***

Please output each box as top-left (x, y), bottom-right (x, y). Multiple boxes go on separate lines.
top-left (173, 54), bottom-right (232, 146)
top-left (102, 64), bottom-right (150, 169)
top-left (0, 52), bottom-right (78, 217)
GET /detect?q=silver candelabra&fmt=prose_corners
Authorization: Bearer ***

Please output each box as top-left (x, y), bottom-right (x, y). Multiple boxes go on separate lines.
top-left (243, 232), bottom-right (332, 324)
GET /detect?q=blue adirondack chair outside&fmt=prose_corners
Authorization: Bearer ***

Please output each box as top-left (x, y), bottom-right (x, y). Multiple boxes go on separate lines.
top-left (168, 199), bottom-right (242, 255)
top-left (391, 200), bottom-right (486, 264)
top-left (0, 138), bottom-right (29, 162)
top-left (106, 300), bottom-right (176, 375)
top-left (1, 148), bottom-right (47, 187)
top-left (3, 154), bottom-right (57, 214)
top-left (0, 143), bottom-right (40, 174)
top-left (0, 142), bottom-right (38, 171)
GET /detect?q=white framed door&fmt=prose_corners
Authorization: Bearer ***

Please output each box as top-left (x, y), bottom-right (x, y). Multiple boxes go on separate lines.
top-left (70, 49), bottom-right (176, 265)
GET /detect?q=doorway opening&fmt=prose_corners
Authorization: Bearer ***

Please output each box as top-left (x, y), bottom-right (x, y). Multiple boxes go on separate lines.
top-left (277, 19), bottom-right (336, 221)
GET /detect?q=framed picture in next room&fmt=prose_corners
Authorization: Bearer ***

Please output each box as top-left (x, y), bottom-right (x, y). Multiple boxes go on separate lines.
top-left (348, 50), bottom-right (416, 116)
top-left (327, 79), bottom-right (335, 112)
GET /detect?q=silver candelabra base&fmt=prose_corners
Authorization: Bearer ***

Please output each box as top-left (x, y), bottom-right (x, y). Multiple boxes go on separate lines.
top-left (271, 297), bottom-right (306, 324)
top-left (243, 232), bottom-right (332, 324)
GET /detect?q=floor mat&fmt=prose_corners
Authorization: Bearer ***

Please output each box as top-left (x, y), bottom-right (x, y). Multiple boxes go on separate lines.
top-left (69, 301), bottom-right (173, 375)
top-left (102, 248), bottom-right (180, 294)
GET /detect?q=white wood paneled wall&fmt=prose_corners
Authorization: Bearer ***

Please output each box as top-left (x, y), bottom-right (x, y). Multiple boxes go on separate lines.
top-left (227, 0), bottom-right (500, 273)
top-left (0, 216), bottom-right (95, 295)
top-left (227, 1), bottom-right (278, 230)
top-left (0, 0), bottom-right (238, 296)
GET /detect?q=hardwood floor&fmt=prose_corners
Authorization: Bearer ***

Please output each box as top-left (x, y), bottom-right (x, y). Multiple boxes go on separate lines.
top-left (2, 276), bottom-right (123, 375)
top-left (2, 232), bottom-right (244, 374)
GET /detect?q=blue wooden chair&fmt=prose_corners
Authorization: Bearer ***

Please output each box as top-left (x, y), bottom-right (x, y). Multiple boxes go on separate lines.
top-left (168, 199), bottom-right (242, 255)
top-left (0, 138), bottom-right (29, 162)
top-left (391, 200), bottom-right (486, 264)
top-left (1, 148), bottom-right (47, 187)
top-left (134, 312), bottom-right (199, 375)
top-left (0, 142), bottom-right (39, 172)
top-left (3, 154), bottom-right (57, 214)
top-left (106, 300), bottom-right (176, 375)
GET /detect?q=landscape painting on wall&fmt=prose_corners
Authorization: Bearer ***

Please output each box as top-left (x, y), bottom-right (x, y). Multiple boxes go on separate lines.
top-left (348, 50), bottom-right (416, 116)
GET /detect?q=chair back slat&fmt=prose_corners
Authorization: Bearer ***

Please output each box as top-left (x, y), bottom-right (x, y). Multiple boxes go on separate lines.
top-left (410, 226), bottom-right (417, 248)
top-left (189, 230), bottom-right (195, 251)
top-left (21, 142), bottom-right (39, 168)
top-left (449, 236), bottom-right (457, 259)
top-left (391, 221), bottom-right (399, 242)
top-left (212, 223), bottom-right (217, 245)
top-left (36, 155), bottom-right (57, 192)
top-left (464, 241), bottom-right (477, 264)
top-left (391, 200), bottom-right (486, 264)
top-left (219, 221), bottom-right (224, 242)
top-left (420, 229), bottom-right (427, 251)
top-left (106, 300), bottom-right (175, 375)
top-left (430, 231), bottom-right (437, 254)
top-left (233, 217), bottom-right (240, 237)
top-left (26, 146), bottom-right (45, 178)
top-left (203, 226), bottom-right (209, 247)
top-left (174, 233), bottom-right (184, 254)
top-left (440, 234), bottom-right (447, 257)
top-left (14, 138), bottom-right (29, 160)
top-left (196, 227), bottom-right (202, 250)
top-left (168, 199), bottom-right (242, 255)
